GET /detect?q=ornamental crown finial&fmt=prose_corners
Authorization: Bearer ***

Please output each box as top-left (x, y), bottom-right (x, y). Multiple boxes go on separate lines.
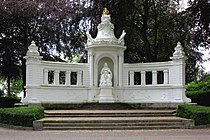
top-left (103, 8), bottom-right (109, 15)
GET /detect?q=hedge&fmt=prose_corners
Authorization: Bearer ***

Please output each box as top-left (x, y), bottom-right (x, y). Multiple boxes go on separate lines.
top-left (0, 97), bottom-right (21, 108)
top-left (0, 106), bottom-right (44, 127)
top-left (177, 104), bottom-right (210, 125)
top-left (186, 90), bottom-right (210, 106)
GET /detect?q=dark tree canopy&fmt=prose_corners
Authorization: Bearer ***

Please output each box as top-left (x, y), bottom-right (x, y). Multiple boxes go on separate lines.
top-left (0, 0), bottom-right (88, 96)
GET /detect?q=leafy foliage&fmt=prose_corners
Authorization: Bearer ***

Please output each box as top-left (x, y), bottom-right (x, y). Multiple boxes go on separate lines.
top-left (10, 79), bottom-right (23, 95)
top-left (0, 106), bottom-right (44, 127)
top-left (186, 74), bottom-right (210, 106)
top-left (0, 97), bottom-right (20, 108)
top-left (177, 104), bottom-right (210, 125)
top-left (187, 0), bottom-right (210, 49)
top-left (186, 74), bottom-right (210, 91)
top-left (186, 90), bottom-right (210, 106)
top-left (0, 0), bottom-right (88, 96)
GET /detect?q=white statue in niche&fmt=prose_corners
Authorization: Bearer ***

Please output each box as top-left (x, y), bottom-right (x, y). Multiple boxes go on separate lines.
top-left (99, 63), bottom-right (112, 87)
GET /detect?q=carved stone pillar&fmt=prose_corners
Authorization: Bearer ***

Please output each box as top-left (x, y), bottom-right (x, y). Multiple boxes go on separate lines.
top-left (129, 71), bottom-right (134, 86)
top-left (118, 54), bottom-right (123, 87)
top-left (152, 71), bottom-right (157, 85)
top-left (164, 69), bottom-right (169, 84)
top-left (77, 71), bottom-right (82, 86)
top-left (89, 51), bottom-right (94, 87)
top-left (43, 69), bottom-right (48, 84)
top-left (65, 71), bottom-right (71, 85)
top-left (54, 70), bottom-right (59, 85)
top-left (141, 71), bottom-right (146, 85)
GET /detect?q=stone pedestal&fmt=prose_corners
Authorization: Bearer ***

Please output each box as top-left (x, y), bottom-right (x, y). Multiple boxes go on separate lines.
top-left (99, 87), bottom-right (114, 103)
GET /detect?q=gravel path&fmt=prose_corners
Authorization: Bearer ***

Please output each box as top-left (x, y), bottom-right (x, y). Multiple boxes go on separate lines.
top-left (0, 127), bottom-right (210, 140)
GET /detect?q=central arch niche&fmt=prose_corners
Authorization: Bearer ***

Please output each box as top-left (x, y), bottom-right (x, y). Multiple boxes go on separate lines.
top-left (98, 57), bottom-right (114, 87)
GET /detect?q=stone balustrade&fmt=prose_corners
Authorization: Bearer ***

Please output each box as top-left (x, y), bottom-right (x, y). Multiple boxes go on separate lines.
top-left (127, 69), bottom-right (169, 86)
top-left (123, 60), bottom-right (182, 87)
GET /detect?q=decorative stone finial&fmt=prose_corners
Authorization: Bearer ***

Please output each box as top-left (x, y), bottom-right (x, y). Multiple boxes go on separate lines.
top-left (170, 42), bottom-right (187, 60)
top-left (26, 41), bottom-right (39, 56)
top-left (173, 42), bottom-right (185, 57)
top-left (103, 8), bottom-right (109, 15)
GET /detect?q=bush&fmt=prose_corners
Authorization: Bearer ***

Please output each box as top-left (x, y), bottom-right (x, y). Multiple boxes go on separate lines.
top-left (177, 104), bottom-right (210, 125)
top-left (0, 97), bottom-right (21, 108)
top-left (186, 90), bottom-right (210, 106)
top-left (186, 75), bottom-right (210, 106)
top-left (0, 106), bottom-right (44, 127)
top-left (186, 81), bottom-right (210, 92)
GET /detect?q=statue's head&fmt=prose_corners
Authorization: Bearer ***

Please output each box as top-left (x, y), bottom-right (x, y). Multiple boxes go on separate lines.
top-left (104, 63), bottom-right (108, 67)
top-left (103, 8), bottom-right (109, 15)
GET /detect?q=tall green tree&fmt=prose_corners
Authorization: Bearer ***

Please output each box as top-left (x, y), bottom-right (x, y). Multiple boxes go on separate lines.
top-left (0, 0), bottom-right (88, 96)
top-left (184, 0), bottom-right (210, 82)
top-left (0, 0), bottom-right (38, 96)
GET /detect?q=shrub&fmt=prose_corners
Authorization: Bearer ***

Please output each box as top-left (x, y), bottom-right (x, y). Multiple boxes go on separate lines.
top-left (177, 104), bottom-right (210, 125)
top-left (0, 106), bottom-right (44, 127)
top-left (0, 97), bottom-right (21, 108)
top-left (186, 75), bottom-right (210, 106)
top-left (186, 90), bottom-right (210, 106)
top-left (186, 81), bottom-right (210, 92)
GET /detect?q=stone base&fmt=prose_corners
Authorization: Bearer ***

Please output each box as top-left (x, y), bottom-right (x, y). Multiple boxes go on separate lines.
top-left (28, 98), bottom-right (42, 106)
top-left (127, 102), bottom-right (183, 109)
top-left (99, 87), bottom-right (115, 103)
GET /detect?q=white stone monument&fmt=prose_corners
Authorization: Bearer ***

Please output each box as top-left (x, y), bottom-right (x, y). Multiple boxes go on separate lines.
top-left (22, 8), bottom-right (191, 108)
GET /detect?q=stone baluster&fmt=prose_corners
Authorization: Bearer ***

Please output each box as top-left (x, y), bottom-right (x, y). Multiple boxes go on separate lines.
top-left (65, 71), bottom-right (71, 85)
top-left (129, 71), bottom-right (134, 86)
top-left (164, 69), bottom-right (169, 84)
top-left (54, 70), bottom-right (59, 85)
top-left (118, 54), bottom-right (123, 87)
top-left (43, 69), bottom-right (48, 84)
top-left (141, 71), bottom-right (146, 85)
top-left (152, 71), bottom-right (157, 85)
top-left (77, 71), bottom-right (82, 86)
top-left (89, 53), bottom-right (94, 86)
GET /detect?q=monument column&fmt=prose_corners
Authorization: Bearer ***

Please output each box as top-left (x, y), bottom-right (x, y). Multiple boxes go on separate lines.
top-left (118, 53), bottom-right (123, 87)
top-left (89, 50), bottom-right (94, 87)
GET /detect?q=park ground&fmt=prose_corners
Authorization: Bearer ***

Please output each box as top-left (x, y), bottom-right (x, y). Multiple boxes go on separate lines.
top-left (0, 127), bottom-right (210, 140)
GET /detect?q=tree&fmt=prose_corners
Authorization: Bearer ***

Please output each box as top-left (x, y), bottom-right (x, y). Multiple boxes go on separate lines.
top-left (0, 0), bottom-right (89, 96)
top-left (33, 0), bottom-right (88, 62)
top-left (0, 0), bottom-right (39, 96)
top-left (187, 0), bottom-right (210, 48)
top-left (184, 0), bottom-right (210, 82)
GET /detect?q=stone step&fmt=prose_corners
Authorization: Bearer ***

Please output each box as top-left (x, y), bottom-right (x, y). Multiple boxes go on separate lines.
top-left (44, 113), bottom-right (175, 117)
top-left (79, 103), bottom-right (133, 110)
top-left (38, 116), bottom-right (194, 130)
top-left (33, 109), bottom-right (195, 130)
top-left (44, 109), bottom-right (176, 117)
top-left (43, 125), bottom-right (186, 130)
top-left (42, 103), bottom-right (134, 110)
top-left (41, 116), bottom-right (187, 123)
top-left (44, 121), bottom-right (185, 127)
